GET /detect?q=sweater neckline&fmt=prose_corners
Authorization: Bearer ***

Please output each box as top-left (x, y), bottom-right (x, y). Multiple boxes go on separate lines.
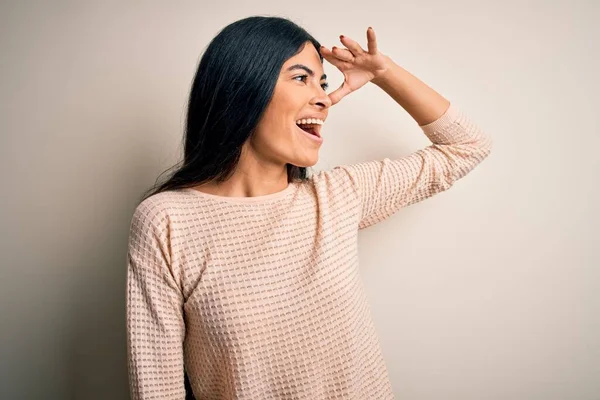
top-left (183, 181), bottom-right (297, 204)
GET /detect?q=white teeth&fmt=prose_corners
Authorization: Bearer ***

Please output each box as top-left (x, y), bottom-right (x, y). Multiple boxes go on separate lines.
top-left (296, 118), bottom-right (324, 125)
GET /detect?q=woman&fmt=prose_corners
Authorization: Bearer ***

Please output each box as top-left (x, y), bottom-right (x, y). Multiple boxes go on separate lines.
top-left (126, 16), bottom-right (492, 400)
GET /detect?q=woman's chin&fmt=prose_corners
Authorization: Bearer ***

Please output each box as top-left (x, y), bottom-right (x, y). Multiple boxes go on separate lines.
top-left (293, 156), bottom-right (319, 168)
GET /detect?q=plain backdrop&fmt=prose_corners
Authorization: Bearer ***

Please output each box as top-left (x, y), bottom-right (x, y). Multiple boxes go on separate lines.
top-left (1, 1), bottom-right (598, 399)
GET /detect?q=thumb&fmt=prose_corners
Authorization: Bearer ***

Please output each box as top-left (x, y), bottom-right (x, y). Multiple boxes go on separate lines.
top-left (327, 81), bottom-right (352, 106)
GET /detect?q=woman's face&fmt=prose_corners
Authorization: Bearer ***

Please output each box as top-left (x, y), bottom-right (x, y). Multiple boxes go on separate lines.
top-left (245, 42), bottom-right (332, 169)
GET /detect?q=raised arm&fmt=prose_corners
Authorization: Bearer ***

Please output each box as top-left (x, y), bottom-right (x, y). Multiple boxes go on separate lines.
top-left (333, 101), bottom-right (492, 230)
top-left (321, 28), bottom-right (492, 230)
top-left (371, 59), bottom-right (451, 126)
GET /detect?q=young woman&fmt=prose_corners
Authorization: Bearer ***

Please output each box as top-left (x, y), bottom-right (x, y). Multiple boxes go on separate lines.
top-left (126, 16), bottom-right (492, 400)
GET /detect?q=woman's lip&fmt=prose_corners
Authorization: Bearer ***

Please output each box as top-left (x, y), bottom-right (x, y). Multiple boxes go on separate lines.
top-left (295, 124), bottom-right (322, 137)
top-left (296, 125), bottom-right (323, 143)
top-left (313, 125), bottom-right (322, 137)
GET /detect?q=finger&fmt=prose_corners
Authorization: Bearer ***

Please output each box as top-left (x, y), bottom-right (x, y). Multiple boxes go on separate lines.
top-left (366, 27), bottom-right (378, 55)
top-left (320, 46), bottom-right (353, 69)
top-left (328, 81), bottom-right (353, 106)
top-left (339, 35), bottom-right (364, 57)
top-left (331, 46), bottom-right (355, 63)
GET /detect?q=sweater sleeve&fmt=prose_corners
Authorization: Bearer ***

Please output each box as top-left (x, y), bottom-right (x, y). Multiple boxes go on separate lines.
top-left (331, 103), bottom-right (493, 230)
top-left (126, 201), bottom-right (186, 400)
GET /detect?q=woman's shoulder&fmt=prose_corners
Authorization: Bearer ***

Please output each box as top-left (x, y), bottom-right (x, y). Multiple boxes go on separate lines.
top-left (130, 189), bottom-right (194, 231)
top-left (309, 164), bottom-right (361, 198)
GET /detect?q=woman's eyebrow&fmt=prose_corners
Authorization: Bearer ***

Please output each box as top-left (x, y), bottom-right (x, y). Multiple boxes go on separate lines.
top-left (286, 64), bottom-right (327, 80)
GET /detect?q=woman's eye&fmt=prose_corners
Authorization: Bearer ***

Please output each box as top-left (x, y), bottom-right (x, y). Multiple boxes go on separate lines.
top-left (294, 75), bottom-right (308, 83)
top-left (295, 75), bottom-right (329, 91)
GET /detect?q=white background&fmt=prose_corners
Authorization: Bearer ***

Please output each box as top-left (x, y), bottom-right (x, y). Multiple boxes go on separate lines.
top-left (1, 1), bottom-right (598, 399)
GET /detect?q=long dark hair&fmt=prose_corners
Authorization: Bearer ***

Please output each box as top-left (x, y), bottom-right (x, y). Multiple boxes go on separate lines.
top-left (140, 16), bottom-right (324, 202)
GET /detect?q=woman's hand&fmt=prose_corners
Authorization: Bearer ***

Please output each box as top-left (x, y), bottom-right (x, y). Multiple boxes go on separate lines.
top-left (320, 27), bottom-right (393, 106)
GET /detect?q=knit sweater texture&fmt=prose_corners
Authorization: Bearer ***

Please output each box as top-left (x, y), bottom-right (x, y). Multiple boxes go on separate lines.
top-left (126, 103), bottom-right (493, 399)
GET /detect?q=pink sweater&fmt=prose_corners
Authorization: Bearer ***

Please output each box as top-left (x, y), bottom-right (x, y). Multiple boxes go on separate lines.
top-left (126, 103), bottom-right (492, 399)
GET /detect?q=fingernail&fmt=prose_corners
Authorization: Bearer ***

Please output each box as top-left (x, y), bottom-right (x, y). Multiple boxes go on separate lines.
top-left (339, 35), bottom-right (344, 39)
top-left (368, 27), bottom-right (373, 30)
